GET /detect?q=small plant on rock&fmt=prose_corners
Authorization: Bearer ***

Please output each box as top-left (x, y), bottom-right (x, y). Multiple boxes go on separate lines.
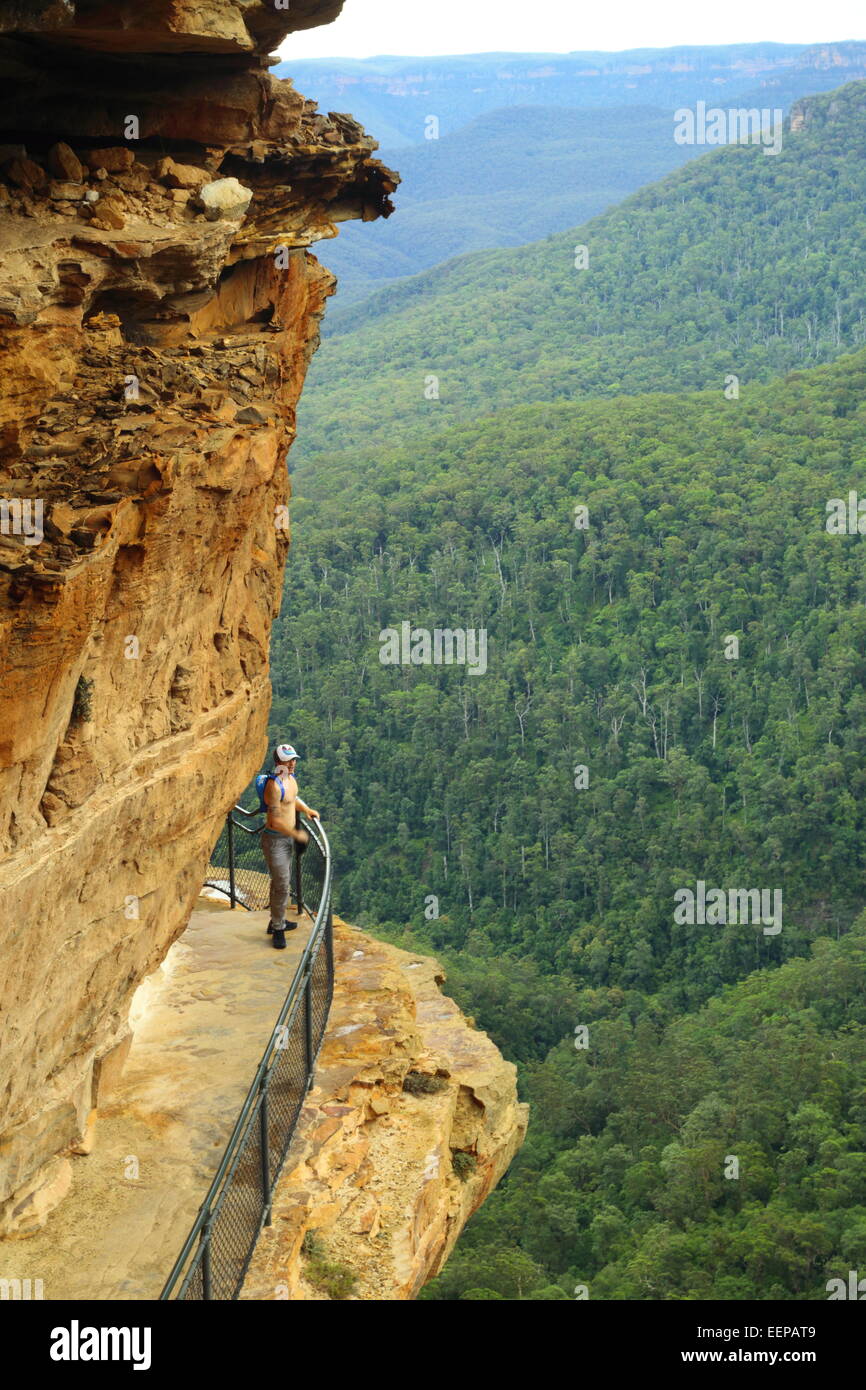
top-left (452, 1150), bottom-right (478, 1182)
top-left (301, 1229), bottom-right (358, 1300)
top-left (71, 674), bottom-right (94, 725)
top-left (402, 1070), bottom-right (448, 1096)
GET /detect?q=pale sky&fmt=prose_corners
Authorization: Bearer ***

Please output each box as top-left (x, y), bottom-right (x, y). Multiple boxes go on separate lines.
top-left (279, 0), bottom-right (864, 59)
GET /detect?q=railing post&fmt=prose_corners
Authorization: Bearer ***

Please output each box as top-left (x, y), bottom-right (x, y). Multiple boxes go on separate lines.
top-left (201, 1220), bottom-right (213, 1300)
top-left (259, 1081), bottom-right (271, 1226)
top-left (227, 813), bottom-right (236, 909)
top-left (326, 901), bottom-right (334, 988)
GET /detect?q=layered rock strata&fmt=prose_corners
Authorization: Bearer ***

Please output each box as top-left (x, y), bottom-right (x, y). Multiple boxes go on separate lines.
top-left (0, 2), bottom-right (397, 1233)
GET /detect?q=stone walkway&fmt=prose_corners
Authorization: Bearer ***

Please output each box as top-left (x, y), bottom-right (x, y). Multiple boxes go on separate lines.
top-left (0, 902), bottom-right (311, 1301)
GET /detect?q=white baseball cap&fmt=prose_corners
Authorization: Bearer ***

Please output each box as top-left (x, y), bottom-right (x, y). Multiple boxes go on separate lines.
top-left (275, 743), bottom-right (299, 761)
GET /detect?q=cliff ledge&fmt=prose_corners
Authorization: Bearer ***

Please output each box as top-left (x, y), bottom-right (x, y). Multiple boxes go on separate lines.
top-left (243, 922), bottom-right (529, 1300)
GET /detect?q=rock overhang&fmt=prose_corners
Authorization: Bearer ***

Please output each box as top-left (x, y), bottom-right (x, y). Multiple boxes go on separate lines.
top-left (0, 0), bottom-right (398, 1238)
top-left (0, 1), bottom-right (347, 58)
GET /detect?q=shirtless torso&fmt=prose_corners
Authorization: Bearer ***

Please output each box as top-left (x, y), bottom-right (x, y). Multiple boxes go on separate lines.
top-left (264, 760), bottom-right (314, 841)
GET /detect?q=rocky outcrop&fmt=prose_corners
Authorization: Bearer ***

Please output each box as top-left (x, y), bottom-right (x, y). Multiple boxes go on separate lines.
top-left (0, 2), bottom-right (396, 1231)
top-left (789, 79), bottom-right (866, 133)
top-left (242, 923), bottom-right (529, 1300)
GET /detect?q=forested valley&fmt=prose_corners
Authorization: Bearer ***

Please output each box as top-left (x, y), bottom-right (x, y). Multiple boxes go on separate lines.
top-left (268, 75), bottom-right (866, 1299)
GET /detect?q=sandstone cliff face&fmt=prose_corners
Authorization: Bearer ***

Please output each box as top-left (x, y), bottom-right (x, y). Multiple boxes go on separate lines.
top-left (242, 923), bottom-right (529, 1301)
top-left (0, 2), bottom-right (396, 1231)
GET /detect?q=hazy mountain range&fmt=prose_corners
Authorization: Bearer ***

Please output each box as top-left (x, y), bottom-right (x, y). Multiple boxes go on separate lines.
top-left (283, 41), bottom-right (866, 306)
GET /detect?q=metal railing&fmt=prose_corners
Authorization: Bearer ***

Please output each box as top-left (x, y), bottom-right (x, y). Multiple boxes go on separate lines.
top-left (160, 810), bottom-right (333, 1300)
top-left (203, 804), bottom-right (271, 912)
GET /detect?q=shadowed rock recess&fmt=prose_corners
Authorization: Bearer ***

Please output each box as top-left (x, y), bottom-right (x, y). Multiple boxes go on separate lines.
top-left (0, 2), bottom-right (406, 1247)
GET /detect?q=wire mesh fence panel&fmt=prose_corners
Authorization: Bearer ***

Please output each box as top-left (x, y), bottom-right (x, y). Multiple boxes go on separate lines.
top-left (235, 862), bottom-right (270, 913)
top-left (203, 812), bottom-right (271, 912)
top-left (175, 1099), bottom-right (264, 1301)
top-left (310, 931), bottom-right (333, 1056)
top-left (298, 825), bottom-right (326, 918)
top-left (200, 1102), bottom-right (267, 1301)
top-left (179, 1256), bottom-right (205, 1302)
top-left (265, 1008), bottom-right (310, 1186)
top-left (203, 819), bottom-right (232, 901)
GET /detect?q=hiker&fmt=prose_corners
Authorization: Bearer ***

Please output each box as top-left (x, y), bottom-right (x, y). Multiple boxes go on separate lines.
top-left (259, 743), bottom-right (319, 950)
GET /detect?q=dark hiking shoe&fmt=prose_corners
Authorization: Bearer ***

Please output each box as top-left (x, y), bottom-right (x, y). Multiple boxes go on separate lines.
top-left (272, 927), bottom-right (286, 950)
top-left (284, 919), bottom-right (299, 931)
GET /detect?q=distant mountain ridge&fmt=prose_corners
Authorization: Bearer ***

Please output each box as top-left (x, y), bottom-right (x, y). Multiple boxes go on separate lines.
top-left (295, 77), bottom-right (866, 461)
top-left (316, 104), bottom-right (702, 310)
top-left (276, 41), bottom-right (866, 145)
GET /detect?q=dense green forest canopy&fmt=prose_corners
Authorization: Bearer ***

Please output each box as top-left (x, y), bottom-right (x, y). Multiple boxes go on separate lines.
top-left (270, 345), bottom-right (866, 1298)
top-left (295, 82), bottom-right (866, 461)
top-left (266, 73), bottom-right (866, 1300)
top-left (423, 920), bottom-right (866, 1300)
top-left (275, 350), bottom-right (866, 983)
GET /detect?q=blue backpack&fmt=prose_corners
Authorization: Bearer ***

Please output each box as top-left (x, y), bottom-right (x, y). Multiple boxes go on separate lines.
top-left (255, 772), bottom-right (285, 814)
